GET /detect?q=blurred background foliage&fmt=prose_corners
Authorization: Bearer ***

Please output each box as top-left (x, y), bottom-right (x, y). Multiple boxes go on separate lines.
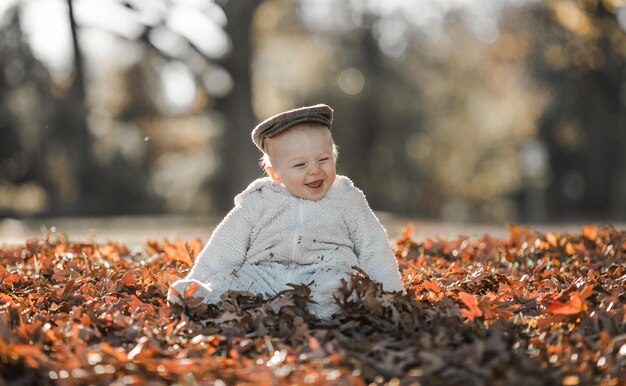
top-left (0, 0), bottom-right (625, 223)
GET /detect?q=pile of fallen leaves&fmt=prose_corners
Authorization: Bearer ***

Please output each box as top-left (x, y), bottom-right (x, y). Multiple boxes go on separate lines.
top-left (0, 225), bottom-right (624, 385)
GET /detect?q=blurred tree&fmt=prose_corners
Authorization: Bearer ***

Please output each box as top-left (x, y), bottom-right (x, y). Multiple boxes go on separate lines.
top-left (211, 0), bottom-right (266, 211)
top-left (3, 0), bottom-right (624, 222)
top-left (0, 8), bottom-right (56, 216)
top-left (329, 28), bottom-right (428, 215)
top-left (0, 0), bottom-right (164, 215)
top-left (82, 0), bottom-right (271, 214)
top-left (52, 0), bottom-right (100, 214)
top-left (252, 0), bottom-right (543, 221)
top-left (0, 17), bottom-right (21, 186)
top-left (521, 0), bottom-right (626, 220)
top-left (0, 0), bottom-right (246, 215)
top-left (252, 1), bottom-right (430, 214)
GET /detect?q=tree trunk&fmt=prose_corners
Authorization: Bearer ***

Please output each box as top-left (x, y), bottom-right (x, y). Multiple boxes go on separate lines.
top-left (48, 0), bottom-right (98, 214)
top-left (212, 0), bottom-right (265, 212)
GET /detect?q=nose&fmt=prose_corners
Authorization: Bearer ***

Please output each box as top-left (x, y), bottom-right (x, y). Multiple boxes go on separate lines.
top-left (308, 164), bottom-right (322, 175)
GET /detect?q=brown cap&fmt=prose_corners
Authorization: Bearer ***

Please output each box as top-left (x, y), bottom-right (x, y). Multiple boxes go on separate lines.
top-left (252, 104), bottom-right (333, 151)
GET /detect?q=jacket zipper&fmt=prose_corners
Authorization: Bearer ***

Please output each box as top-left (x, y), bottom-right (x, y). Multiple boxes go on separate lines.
top-left (291, 200), bottom-right (303, 264)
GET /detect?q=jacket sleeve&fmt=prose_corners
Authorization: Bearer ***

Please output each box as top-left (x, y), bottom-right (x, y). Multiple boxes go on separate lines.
top-left (167, 193), bottom-right (257, 303)
top-left (188, 198), bottom-right (256, 279)
top-left (347, 188), bottom-right (404, 292)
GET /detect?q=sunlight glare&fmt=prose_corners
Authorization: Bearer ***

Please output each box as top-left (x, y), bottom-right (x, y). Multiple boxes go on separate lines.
top-left (75, 0), bottom-right (145, 40)
top-left (161, 60), bottom-right (196, 114)
top-left (20, 0), bottom-right (73, 80)
top-left (470, 14), bottom-right (499, 44)
top-left (166, 4), bottom-right (229, 59)
top-left (149, 26), bottom-right (190, 58)
top-left (618, 8), bottom-right (626, 33)
top-left (81, 29), bottom-right (143, 69)
top-left (300, 0), bottom-right (525, 45)
top-left (374, 18), bottom-right (408, 57)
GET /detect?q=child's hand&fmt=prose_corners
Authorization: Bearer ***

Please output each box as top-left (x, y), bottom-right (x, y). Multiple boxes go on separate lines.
top-left (167, 279), bottom-right (213, 305)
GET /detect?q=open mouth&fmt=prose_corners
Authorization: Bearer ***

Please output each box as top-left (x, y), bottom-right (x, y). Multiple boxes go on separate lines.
top-left (306, 180), bottom-right (323, 189)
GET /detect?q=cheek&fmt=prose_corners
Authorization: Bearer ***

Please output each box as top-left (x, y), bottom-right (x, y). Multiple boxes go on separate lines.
top-left (283, 170), bottom-right (302, 184)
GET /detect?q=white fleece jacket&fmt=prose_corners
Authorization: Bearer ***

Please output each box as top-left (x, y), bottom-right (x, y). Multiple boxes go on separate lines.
top-left (168, 175), bottom-right (404, 318)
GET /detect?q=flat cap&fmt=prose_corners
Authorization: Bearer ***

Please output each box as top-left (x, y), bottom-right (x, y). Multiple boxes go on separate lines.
top-left (252, 104), bottom-right (333, 151)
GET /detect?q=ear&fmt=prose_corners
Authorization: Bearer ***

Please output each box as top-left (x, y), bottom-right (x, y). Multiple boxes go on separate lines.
top-left (265, 166), bottom-right (282, 184)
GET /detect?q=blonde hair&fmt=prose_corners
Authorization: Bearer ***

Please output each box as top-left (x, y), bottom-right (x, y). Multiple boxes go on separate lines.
top-left (258, 123), bottom-right (339, 170)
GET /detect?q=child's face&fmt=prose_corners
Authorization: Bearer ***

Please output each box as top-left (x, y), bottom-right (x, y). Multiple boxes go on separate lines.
top-left (265, 125), bottom-right (337, 201)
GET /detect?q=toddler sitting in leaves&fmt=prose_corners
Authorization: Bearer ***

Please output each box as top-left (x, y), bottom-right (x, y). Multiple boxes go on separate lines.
top-left (168, 104), bottom-right (404, 319)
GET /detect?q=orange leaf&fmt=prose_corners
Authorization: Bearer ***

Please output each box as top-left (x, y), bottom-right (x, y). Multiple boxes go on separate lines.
top-left (184, 282), bottom-right (200, 298)
top-left (582, 224), bottom-right (597, 240)
top-left (458, 291), bottom-right (483, 321)
top-left (328, 353), bottom-right (344, 364)
top-left (401, 225), bottom-right (414, 240)
top-left (0, 293), bottom-right (16, 307)
top-left (163, 239), bottom-right (196, 266)
top-left (120, 272), bottom-right (137, 287)
top-left (177, 239), bottom-right (194, 266)
top-left (579, 284), bottom-right (594, 300)
top-left (547, 291), bottom-right (586, 315)
top-left (186, 239), bottom-right (203, 262)
top-left (423, 279), bottom-right (442, 293)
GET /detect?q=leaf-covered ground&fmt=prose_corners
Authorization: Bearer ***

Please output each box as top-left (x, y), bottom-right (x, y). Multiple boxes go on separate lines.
top-left (0, 225), bottom-right (625, 385)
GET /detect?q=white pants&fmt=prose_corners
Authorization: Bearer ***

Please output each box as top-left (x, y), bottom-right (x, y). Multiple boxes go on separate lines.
top-left (167, 264), bottom-right (352, 319)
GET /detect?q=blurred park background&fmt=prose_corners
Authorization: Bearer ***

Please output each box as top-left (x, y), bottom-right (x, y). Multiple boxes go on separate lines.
top-left (1, 0), bottom-right (626, 232)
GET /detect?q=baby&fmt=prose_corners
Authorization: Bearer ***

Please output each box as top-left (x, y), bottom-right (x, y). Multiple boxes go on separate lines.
top-left (167, 104), bottom-right (404, 319)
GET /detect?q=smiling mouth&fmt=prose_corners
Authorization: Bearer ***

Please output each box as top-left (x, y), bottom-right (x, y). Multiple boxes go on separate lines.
top-left (306, 180), bottom-right (323, 189)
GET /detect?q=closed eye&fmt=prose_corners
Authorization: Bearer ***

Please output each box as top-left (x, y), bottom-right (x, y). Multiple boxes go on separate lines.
top-left (293, 163), bottom-right (305, 168)
top-left (319, 157), bottom-right (330, 162)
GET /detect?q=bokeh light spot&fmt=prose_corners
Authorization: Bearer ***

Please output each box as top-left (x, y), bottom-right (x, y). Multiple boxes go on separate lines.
top-left (338, 68), bottom-right (365, 95)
